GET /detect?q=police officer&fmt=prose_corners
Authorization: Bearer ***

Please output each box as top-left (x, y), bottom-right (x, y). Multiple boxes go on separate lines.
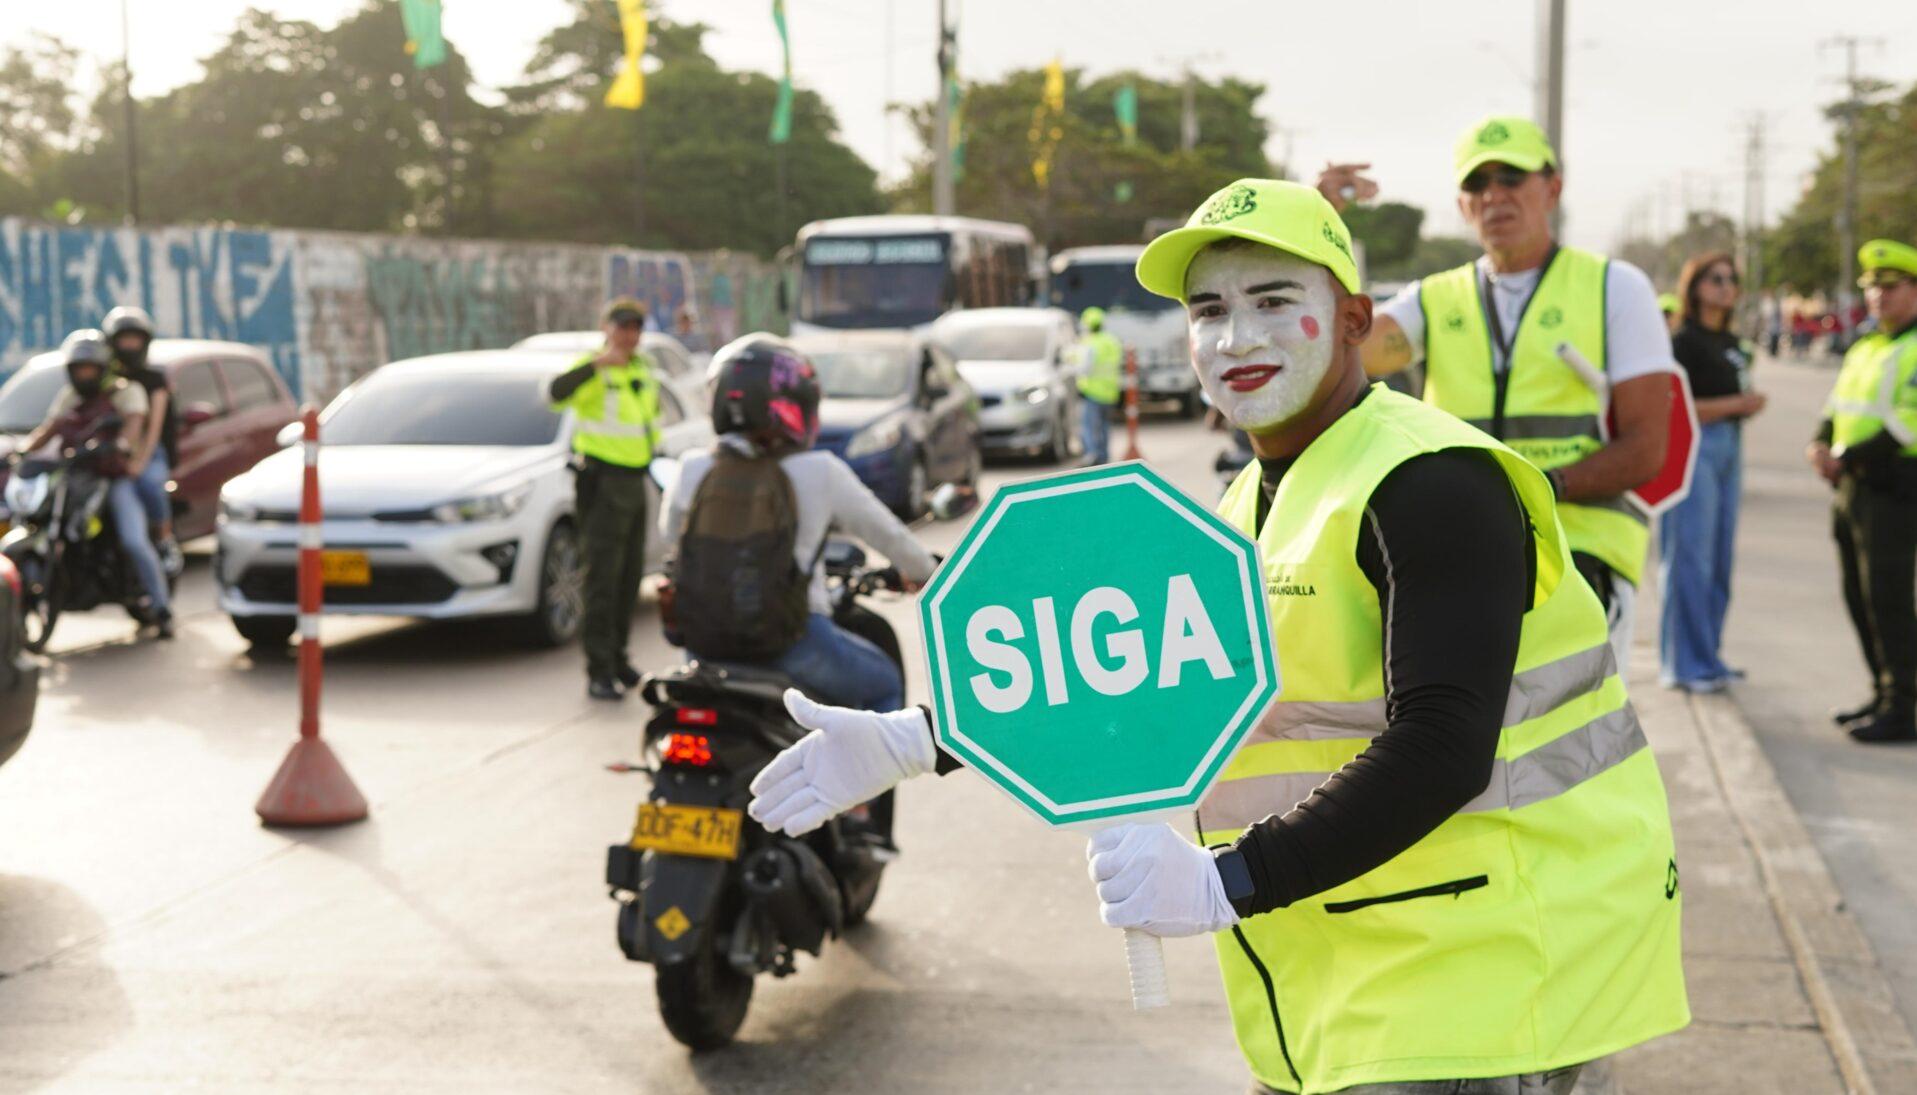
top-left (1074, 306), bottom-right (1122, 464)
top-left (1322, 117), bottom-right (1677, 671)
top-left (548, 298), bottom-right (665, 700)
top-left (746, 182), bottom-right (1688, 1092)
top-left (1809, 239), bottom-right (1917, 744)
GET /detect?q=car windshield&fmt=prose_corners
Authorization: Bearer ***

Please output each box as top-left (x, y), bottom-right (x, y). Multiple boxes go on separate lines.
top-left (799, 235), bottom-right (950, 329)
top-left (0, 366), bottom-right (73, 433)
top-left (809, 349), bottom-right (912, 400)
top-left (322, 372), bottom-right (561, 446)
top-left (1050, 260), bottom-right (1179, 314)
top-left (939, 325), bottom-right (1049, 362)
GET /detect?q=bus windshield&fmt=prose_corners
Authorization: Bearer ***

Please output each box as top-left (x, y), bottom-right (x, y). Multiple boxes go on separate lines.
top-left (799, 235), bottom-right (951, 329)
top-left (1050, 260), bottom-right (1179, 315)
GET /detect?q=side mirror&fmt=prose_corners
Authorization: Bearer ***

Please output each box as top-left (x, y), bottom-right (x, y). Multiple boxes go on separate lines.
top-left (181, 403), bottom-right (217, 429)
top-left (275, 422), bottom-right (303, 448)
top-left (648, 455), bottom-right (681, 495)
top-left (928, 483), bottom-right (979, 522)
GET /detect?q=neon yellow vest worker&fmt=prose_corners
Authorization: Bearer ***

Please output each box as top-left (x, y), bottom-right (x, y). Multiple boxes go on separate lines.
top-left (1828, 326), bottom-right (1917, 455)
top-left (1077, 331), bottom-right (1124, 405)
top-left (1200, 386), bottom-right (1688, 1094)
top-left (1419, 247), bottom-right (1651, 585)
top-left (552, 352), bottom-right (665, 468)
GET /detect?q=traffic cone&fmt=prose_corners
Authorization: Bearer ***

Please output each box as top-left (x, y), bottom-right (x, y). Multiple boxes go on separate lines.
top-left (255, 737), bottom-right (368, 826)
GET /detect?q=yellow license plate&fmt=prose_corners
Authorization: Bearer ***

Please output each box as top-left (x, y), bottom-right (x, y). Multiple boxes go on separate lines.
top-left (320, 551), bottom-right (371, 586)
top-left (629, 803), bottom-right (744, 860)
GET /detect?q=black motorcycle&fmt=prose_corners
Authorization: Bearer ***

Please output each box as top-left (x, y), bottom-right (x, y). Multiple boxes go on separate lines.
top-left (1, 420), bottom-right (163, 651)
top-left (606, 538), bottom-right (911, 1050)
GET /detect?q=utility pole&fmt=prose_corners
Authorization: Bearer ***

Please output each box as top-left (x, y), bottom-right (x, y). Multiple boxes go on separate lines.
top-left (1179, 70), bottom-right (1197, 152)
top-left (932, 0), bottom-right (955, 216)
top-left (1741, 113), bottom-right (1767, 312)
top-left (1535, 0), bottom-right (1565, 234)
top-left (1821, 35), bottom-right (1882, 343)
top-left (119, 0), bottom-right (140, 225)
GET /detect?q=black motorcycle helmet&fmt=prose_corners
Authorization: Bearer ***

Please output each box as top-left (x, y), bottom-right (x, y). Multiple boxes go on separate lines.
top-left (707, 334), bottom-right (821, 450)
top-left (101, 305), bottom-right (155, 369)
top-left (62, 329), bottom-right (113, 398)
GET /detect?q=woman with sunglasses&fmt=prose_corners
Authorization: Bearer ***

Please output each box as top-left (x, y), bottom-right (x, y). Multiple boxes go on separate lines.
top-left (1659, 253), bottom-right (1767, 693)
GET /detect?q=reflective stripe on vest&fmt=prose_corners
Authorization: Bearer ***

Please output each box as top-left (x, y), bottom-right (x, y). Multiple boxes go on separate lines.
top-left (1197, 387), bottom-right (1687, 1093)
top-left (567, 355), bottom-right (662, 465)
top-left (1829, 330), bottom-right (1917, 453)
top-left (1420, 248), bottom-right (1650, 584)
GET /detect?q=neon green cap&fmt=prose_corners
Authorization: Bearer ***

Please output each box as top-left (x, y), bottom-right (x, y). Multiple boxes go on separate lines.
top-left (1080, 307), bottom-right (1106, 330)
top-left (1657, 293), bottom-right (1680, 315)
top-left (1134, 179), bottom-right (1360, 302)
top-left (1453, 115), bottom-right (1558, 187)
top-left (1859, 239), bottom-right (1917, 278)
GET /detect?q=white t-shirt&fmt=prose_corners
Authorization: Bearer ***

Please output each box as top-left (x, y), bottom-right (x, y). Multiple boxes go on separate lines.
top-left (1377, 255), bottom-right (1676, 385)
top-left (660, 441), bottom-right (938, 617)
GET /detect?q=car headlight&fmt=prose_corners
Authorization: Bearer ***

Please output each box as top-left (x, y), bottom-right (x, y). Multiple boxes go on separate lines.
top-left (845, 413), bottom-right (908, 459)
top-left (1017, 385), bottom-right (1051, 405)
top-left (218, 497), bottom-right (260, 523)
top-left (430, 481), bottom-right (533, 524)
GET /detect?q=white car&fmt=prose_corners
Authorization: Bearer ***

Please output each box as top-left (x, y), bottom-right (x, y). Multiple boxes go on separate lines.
top-left (215, 349), bottom-right (714, 649)
top-left (511, 330), bottom-right (706, 379)
top-left (929, 307), bottom-right (1081, 461)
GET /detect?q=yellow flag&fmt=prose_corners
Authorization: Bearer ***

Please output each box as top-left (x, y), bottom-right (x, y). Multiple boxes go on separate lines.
top-left (1031, 57), bottom-right (1066, 188)
top-left (605, 0), bottom-right (648, 110)
top-left (1042, 58), bottom-right (1065, 115)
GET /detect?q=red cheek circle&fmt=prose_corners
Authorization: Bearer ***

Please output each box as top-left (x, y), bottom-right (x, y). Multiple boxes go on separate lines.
top-left (1300, 315), bottom-right (1321, 340)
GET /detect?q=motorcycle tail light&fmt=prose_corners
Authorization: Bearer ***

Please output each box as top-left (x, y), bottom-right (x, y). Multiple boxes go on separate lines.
top-left (675, 707), bottom-right (718, 726)
top-left (0, 554), bottom-right (18, 599)
top-left (662, 732), bottom-right (713, 767)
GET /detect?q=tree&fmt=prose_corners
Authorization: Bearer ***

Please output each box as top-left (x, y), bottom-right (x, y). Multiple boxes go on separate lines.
top-left (1617, 211), bottom-right (1739, 289)
top-left (893, 67), bottom-right (1274, 249)
top-left (1764, 80), bottom-right (1917, 293)
top-left (0, 33), bottom-right (85, 217)
top-left (1342, 202), bottom-right (1424, 270)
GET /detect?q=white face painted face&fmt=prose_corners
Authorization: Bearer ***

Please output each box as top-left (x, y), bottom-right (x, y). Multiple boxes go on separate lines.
top-left (1184, 245), bottom-right (1340, 432)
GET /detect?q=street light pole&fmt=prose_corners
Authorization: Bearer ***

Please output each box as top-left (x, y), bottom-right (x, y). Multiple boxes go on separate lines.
top-left (1821, 35), bottom-right (1880, 343)
top-left (1535, 0), bottom-right (1565, 235)
top-left (932, 0), bottom-right (954, 216)
top-left (120, 0), bottom-right (140, 225)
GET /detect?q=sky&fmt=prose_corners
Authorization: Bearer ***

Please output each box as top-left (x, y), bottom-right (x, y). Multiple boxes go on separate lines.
top-left (12, 1), bottom-right (1917, 252)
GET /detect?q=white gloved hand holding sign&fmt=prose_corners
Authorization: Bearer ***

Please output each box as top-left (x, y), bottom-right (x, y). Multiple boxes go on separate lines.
top-left (1087, 823), bottom-right (1240, 938)
top-left (747, 690), bottom-right (938, 836)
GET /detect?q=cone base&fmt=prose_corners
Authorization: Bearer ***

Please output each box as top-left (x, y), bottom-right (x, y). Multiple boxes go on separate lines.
top-left (255, 737), bottom-right (369, 827)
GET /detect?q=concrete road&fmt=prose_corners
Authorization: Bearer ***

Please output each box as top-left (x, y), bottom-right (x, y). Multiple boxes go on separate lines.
top-left (0, 413), bottom-right (1256, 1092)
top-left (1725, 353), bottom-right (1917, 1033)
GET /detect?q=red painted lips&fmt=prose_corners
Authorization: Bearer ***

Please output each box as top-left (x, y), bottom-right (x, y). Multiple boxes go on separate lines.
top-left (1221, 365), bottom-right (1281, 392)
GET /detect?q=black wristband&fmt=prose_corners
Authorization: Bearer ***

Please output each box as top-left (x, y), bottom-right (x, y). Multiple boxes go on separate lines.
top-left (1212, 847), bottom-right (1257, 919)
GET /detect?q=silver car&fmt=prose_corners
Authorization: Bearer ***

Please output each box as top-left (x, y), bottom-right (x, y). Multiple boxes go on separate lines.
top-left (930, 308), bottom-right (1080, 462)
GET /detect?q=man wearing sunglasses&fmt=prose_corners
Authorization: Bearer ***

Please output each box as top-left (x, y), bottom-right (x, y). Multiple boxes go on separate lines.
top-left (1809, 239), bottom-right (1917, 744)
top-left (549, 297), bottom-right (666, 700)
top-left (1319, 116), bottom-right (1677, 670)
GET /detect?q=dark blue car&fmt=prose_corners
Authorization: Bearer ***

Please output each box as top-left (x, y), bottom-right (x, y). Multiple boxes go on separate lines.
top-left (793, 332), bottom-right (981, 519)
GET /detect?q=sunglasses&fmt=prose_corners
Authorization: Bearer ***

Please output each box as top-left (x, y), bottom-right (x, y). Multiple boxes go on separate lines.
top-left (1461, 165), bottom-right (1533, 194)
top-left (609, 315), bottom-right (645, 330)
top-left (1858, 273), bottom-right (1915, 291)
top-left (1702, 272), bottom-right (1740, 287)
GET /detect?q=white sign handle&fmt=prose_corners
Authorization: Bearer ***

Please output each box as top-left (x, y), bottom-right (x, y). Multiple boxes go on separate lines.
top-left (1124, 928), bottom-right (1170, 1010)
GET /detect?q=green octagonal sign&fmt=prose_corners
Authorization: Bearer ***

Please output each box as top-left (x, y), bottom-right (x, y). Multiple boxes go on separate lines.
top-left (919, 462), bottom-right (1279, 828)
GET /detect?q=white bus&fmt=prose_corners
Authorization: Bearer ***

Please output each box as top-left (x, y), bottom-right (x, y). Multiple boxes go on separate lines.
top-left (1048, 245), bottom-right (1201, 417)
top-left (791, 215), bottom-right (1042, 336)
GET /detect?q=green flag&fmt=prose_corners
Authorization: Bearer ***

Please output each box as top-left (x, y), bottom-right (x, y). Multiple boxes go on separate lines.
top-left (769, 0), bottom-right (794, 144)
top-left (399, 0), bottom-right (446, 70)
top-left (1114, 83), bottom-right (1137, 146)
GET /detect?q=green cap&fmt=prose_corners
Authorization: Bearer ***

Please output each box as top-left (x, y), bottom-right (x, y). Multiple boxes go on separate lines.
top-left (1135, 179), bottom-right (1360, 301)
top-left (1080, 307), bottom-right (1106, 331)
top-left (1453, 115), bottom-right (1558, 187)
top-left (1859, 239), bottom-right (1917, 278)
top-left (1657, 293), bottom-right (1681, 315)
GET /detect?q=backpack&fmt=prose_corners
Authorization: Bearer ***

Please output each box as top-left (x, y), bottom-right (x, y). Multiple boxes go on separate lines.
top-left (672, 448), bottom-right (818, 661)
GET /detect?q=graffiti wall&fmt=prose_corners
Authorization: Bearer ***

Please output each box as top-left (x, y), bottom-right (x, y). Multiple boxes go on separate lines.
top-left (0, 216), bottom-right (788, 402)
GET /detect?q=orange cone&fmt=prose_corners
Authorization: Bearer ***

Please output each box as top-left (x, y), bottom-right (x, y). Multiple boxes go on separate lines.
top-left (255, 737), bottom-right (368, 827)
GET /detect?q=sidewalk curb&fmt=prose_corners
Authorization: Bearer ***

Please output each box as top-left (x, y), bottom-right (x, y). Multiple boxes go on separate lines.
top-left (1690, 692), bottom-right (1917, 1094)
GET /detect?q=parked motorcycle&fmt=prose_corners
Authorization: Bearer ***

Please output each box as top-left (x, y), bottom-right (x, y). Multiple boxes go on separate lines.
top-left (605, 466), bottom-right (974, 1050)
top-left (1, 420), bottom-right (165, 652)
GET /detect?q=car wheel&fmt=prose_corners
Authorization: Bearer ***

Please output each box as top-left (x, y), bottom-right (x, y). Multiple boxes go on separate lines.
top-left (514, 521), bottom-right (584, 648)
top-left (233, 615), bottom-right (296, 651)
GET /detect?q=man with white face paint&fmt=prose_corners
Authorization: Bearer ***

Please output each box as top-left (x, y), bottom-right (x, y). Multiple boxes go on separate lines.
top-left (747, 180), bottom-right (1687, 1095)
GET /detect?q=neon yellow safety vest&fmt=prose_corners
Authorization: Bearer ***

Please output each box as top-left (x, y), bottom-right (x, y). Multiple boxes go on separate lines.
top-left (1828, 326), bottom-right (1917, 455)
top-left (1200, 386), bottom-right (1688, 1094)
top-left (1077, 331), bottom-right (1123, 405)
top-left (552, 352), bottom-right (665, 468)
top-left (1419, 247), bottom-right (1650, 585)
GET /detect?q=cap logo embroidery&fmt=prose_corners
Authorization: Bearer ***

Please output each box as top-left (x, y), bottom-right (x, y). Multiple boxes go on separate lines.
top-left (1478, 121), bottom-right (1511, 145)
top-left (1198, 183), bottom-right (1258, 226)
top-left (1321, 220), bottom-right (1353, 260)
top-left (1538, 306), bottom-right (1564, 329)
top-left (1445, 311), bottom-right (1467, 333)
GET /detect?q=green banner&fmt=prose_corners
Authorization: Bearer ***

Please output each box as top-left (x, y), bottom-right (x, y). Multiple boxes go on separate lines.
top-left (399, 0), bottom-right (446, 70)
top-left (1114, 83), bottom-right (1137, 146)
top-left (769, 0), bottom-right (793, 144)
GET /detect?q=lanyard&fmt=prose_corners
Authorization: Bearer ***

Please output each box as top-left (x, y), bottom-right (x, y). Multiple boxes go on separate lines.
top-left (1479, 245), bottom-right (1560, 373)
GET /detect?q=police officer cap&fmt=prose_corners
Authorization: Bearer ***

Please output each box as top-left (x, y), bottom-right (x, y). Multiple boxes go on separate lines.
top-left (601, 297), bottom-right (648, 325)
top-left (1859, 239), bottom-right (1917, 280)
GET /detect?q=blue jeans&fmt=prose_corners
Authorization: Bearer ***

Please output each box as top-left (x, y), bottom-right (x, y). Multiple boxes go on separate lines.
top-left (132, 449), bottom-right (171, 528)
top-left (108, 478), bottom-right (169, 611)
top-left (1659, 420), bottom-right (1741, 686)
top-left (1080, 398), bottom-right (1112, 464)
top-left (771, 613), bottom-right (903, 712)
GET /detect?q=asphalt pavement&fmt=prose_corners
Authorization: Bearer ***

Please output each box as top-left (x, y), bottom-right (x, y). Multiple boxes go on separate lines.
top-left (2, 400), bottom-right (1913, 1093)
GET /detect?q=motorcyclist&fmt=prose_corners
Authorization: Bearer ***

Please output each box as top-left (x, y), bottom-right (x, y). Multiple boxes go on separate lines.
top-left (19, 330), bottom-right (174, 637)
top-left (658, 334), bottom-right (936, 712)
top-left (102, 306), bottom-right (183, 577)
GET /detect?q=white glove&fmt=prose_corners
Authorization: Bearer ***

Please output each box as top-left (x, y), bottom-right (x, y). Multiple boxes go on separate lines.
top-left (747, 689), bottom-right (938, 836)
top-left (1086, 823), bottom-right (1239, 938)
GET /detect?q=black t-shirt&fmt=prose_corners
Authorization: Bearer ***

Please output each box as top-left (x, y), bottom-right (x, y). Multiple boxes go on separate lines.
top-left (1670, 321), bottom-right (1749, 400)
top-left (120, 362), bottom-right (178, 465)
